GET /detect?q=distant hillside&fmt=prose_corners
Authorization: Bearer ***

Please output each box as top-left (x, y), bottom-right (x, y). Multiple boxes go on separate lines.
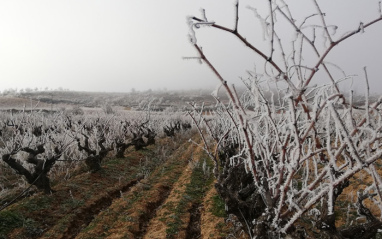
top-left (1, 89), bottom-right (230, 112)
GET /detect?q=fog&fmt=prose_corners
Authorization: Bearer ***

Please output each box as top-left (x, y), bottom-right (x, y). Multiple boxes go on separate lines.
top-left (1, 0), bottom-right (381, 93)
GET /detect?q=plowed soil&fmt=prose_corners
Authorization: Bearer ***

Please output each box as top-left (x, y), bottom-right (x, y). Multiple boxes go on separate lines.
top-left (0, 136), bottom-right (247, 239)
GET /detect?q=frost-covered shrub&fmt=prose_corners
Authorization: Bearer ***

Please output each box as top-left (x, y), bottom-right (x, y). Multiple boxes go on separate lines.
top-left (101, 103), bottom-right (114, 114)
top-left (187, 1), bottom-right (382, 238)
top-left (69, 105), bottom-right (84, 115)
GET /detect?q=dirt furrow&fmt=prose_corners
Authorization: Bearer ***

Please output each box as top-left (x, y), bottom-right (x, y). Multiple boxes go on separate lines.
top-left (62, 176), bottom-right (144, 239)
top-left (130, 184), bottom-right (172, 238)
top-left (37, 176), bottom-right (144, 239)
top-left (143, 148), bottom-right (217, 239)
top-left (143, 149), bottom-right (201, 239)
top-left (200, 185), bottom-right (227, 239)
top-left (75, 139), bottom-right (197, 239)
top-left (185, 203), bottom-right (202, 239)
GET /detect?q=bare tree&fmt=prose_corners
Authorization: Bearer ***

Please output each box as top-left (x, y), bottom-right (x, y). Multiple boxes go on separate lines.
top-left (187, 1), bottom-right (382, 238)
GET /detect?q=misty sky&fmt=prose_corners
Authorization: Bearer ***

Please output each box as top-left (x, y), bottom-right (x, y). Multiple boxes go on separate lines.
top-left (0, 0), bottom-right (381, 93)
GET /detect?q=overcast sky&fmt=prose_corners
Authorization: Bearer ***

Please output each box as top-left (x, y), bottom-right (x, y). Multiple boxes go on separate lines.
top-left (0, 0), bottom-right (381, 93)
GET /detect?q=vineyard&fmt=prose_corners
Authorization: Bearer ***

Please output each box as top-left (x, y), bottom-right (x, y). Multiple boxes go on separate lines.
top-left (2, 0), bottom-right (382, 238)
top-left (0, 97), bottom-right (247, 239)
